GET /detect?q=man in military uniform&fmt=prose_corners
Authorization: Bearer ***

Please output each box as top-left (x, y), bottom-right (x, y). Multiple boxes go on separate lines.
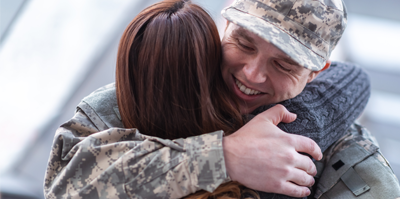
top-left (44, 0), bottom-right (400, 198)
top-left (219, 0), bottom-right (400, 198)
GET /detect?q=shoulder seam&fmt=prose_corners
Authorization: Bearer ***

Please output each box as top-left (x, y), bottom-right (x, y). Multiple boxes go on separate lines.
top-left (78, 101), bottom-right (109, 131)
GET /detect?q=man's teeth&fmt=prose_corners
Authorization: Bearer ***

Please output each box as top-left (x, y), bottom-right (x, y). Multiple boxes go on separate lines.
top-left (235, 80), bottom-right (261, 95)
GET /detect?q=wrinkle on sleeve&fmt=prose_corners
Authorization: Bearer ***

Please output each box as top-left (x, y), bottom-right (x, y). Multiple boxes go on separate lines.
top-left (123, 131), bottom-right (229, 199)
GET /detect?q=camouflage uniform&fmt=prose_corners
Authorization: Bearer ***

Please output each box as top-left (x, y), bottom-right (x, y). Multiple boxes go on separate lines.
top-left (44, 85), bottom-right (230, 199)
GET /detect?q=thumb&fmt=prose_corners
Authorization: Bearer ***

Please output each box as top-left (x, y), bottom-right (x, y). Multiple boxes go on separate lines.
top-left (260, 104), bottom-right (297, 125)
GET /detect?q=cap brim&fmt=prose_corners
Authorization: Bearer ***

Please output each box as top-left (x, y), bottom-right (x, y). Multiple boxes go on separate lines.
top-left (222, 7), bottom-right (325, 71)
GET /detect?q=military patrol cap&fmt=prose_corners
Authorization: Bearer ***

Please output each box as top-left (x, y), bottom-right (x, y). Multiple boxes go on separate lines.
top-left (222, 0), bottom-right (347, 71)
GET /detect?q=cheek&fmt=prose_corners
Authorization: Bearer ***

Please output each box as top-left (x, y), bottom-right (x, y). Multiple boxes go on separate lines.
top-left (271, 75), bottom-right (301, 100)
top-left (270, 71), bottom-right (291, 89)
top-left (290, 79), bottom-right (309, 98)
top-left (221, 63), bottom-right (231, 88)
top-left (221, 48), bottom-right (243, 74)
top-left (278, 83), bottom-right (295, 99)
top-left (221, 48), bottom-right (232, 70)
top-left (221, 56), bottom-right (232, 81)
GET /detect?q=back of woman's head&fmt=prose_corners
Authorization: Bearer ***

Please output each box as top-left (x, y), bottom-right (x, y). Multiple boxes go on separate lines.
top-left (116, 0), bottom-right (242, 139)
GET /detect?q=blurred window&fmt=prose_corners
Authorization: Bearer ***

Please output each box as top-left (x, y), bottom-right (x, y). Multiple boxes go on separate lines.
top-left (0, 0), bottom-right (144, 174)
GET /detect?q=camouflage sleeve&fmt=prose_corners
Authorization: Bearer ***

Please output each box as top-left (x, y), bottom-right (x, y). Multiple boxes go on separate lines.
top-left (44, 110), bottom-right (230, 199)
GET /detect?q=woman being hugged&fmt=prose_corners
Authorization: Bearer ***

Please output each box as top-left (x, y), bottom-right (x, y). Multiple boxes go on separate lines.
top-left (116, 0), bottom-right (255, 197)
top-left (45, 0), bottom-right (255, 198)
top-left (116, 0), bottom-right (243, 140)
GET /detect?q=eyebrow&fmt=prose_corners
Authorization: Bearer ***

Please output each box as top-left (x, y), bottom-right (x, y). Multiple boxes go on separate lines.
top-left (232, 27), bottom-right (255, 43)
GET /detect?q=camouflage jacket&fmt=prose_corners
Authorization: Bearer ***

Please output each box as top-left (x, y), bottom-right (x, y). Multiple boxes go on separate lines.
top-left (44, 82), bottom-right (229, 199)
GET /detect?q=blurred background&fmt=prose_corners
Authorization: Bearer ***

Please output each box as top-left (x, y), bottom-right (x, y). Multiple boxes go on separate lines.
top-left (0, 0), bottom-right (399, 198)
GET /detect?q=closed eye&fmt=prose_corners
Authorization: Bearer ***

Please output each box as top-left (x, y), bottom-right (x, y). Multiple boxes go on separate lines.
top-left (274, 61), bottom-right (292, 72)
top-left (237, 39), bottom-right (255, 52)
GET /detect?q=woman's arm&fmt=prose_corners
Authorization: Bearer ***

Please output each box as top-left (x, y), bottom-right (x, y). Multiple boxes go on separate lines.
top-left (252, 62), bottom-right (371, 153)
top-left (252, 62), bottom-right (371, 199)
top-left (281, 62), bottom-right (370, 152)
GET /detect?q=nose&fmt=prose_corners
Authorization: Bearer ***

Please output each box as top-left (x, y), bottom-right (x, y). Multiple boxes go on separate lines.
top-left (243, 57), bottom-right (267, 84)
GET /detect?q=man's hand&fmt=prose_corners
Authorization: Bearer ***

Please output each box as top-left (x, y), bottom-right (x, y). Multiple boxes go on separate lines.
top-left (223, 104), bottom-right (322, 197)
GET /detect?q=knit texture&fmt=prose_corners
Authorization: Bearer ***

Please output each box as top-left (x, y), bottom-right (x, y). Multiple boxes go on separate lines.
top-left (252, 61), bottom-right (370, 152)
top-left (251, 62), bottom-right (371, 199)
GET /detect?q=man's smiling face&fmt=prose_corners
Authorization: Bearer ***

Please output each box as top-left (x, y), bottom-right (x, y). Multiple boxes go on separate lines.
top-left (221, 23), bottom-right (324, 114)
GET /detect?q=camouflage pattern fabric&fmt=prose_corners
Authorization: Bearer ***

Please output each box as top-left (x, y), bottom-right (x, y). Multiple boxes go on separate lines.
top-left (44, 110), bottom-right (230, 199)
top-left (222, 0), bottom-right (347, 71)
top-left (314, 124), bottom-right (400, 198)
top-left (322, 124), bottom-right (380, 164)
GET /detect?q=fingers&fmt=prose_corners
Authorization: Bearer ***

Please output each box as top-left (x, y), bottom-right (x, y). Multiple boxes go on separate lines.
top-left (258, 104), bottom-right (321, 161)
top-left (292, 134), bottom-right (323, 161)
top-left (289, 166), bottom-right (316, 187)
top-left (294, 153), bottom-right (318, 176)
top-left (281, 110), bottom-right (297, 124)
top-left (280, 181), bottom-right (312, 198)
top-left (259, 104), bottom-right (297, 125)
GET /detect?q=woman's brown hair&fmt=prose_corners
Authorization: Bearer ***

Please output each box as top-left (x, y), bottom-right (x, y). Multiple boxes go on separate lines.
top-left (115, 0), bottom-right (257, 198)
top-left (116, 0), bottom-right (243, 139)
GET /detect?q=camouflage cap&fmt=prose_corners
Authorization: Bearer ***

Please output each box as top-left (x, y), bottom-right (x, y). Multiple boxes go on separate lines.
top-left (222, 0), bottom-right (347, 71)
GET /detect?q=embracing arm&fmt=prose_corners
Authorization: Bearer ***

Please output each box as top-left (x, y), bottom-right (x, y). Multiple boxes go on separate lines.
top-left (249, 62), bottom-right (370, 199)
top-left (44, 110), bottom-right (229, 199)
top-left (281, 62), bottom-right (371, 152)
top-left (44, 107), bottom-right (321, 199)
top-left (44, 83), bottom-right (323, 199)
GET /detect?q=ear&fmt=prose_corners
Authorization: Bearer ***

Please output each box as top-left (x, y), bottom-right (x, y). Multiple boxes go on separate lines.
top-left (307, 60), bottom-right (331, 83)
top-left (225, 21), bottom-right (230, 32)
top-left (321, 60), bottom-right (331, 71)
